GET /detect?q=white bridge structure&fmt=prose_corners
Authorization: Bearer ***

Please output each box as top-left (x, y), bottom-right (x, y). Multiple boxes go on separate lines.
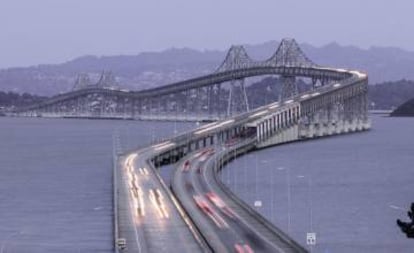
top-left (12, 38), bottom-right (370, 252)
top-left (114, 54), bottom-right (369, 251)
top-left (13, 39), bottom-right (368, 128)
top-left (122, 48), bottom-right (369, 251)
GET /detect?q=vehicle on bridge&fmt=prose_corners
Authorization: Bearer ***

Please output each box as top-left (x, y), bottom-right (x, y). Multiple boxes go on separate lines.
top-left (149, 188), bottom-right (169, 219)
top-left (193, 195), bottom-right (229, 229)
top-left (113, 38), bottom-right (369, 253)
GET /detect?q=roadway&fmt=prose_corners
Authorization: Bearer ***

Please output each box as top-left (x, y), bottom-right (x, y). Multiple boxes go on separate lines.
top-left (112, 63), bottom-right (367, 253)
top-left (114, 64), bottom-right (367, 252)
top-left (116, 145), bottom-right (208, 253)
top-left (172, 139), bottom-right (307, 253)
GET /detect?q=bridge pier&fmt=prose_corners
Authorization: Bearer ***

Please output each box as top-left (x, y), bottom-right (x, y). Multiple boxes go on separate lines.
top-left (280, 75), bottom-right (297, 101)
top-left (15, 38), bottom-right (371, 132)
top-left (227, 79), bottom-right (249, 117)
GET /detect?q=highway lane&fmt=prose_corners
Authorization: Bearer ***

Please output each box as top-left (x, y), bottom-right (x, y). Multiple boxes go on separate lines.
top-left (172, 142), bottom-right (305, 253)
top-left (117, 146), bottom-right (208, 253)
top-left (114, 66), bottom-right (367, 252)
top-left (172, 148), bottom-right (229, 253)
top-left (203, 145), bottom-right (306, 253)
top-left (193, 148), bottom-right (277, 253)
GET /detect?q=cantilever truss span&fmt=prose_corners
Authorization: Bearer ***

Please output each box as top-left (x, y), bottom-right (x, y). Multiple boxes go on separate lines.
top-left (13, 38), bottom-right (364, 123)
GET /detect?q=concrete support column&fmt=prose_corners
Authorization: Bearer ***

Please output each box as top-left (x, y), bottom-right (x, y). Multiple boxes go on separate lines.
top-left (257, 122), bottom-right (262, 142)
top-left (268, 117), bottom-right (272, 134)
top-left (217, 83), bottom-right (222, 119)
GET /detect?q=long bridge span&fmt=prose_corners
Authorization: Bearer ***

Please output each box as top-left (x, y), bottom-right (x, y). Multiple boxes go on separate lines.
top-left (12, 38), bottom-right (369, 252)
top-left (14, 39), bottom-right (357, 122)
top-left (106, 39), bottom-right (369, 252)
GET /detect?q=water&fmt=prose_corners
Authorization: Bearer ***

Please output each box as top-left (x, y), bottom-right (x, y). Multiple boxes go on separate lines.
top-left (0, 117), bottom-right (192, 253)
top-left (1, 115), bottom-right (413, 252)
top-left (221, 115), bottom-right (414, 252)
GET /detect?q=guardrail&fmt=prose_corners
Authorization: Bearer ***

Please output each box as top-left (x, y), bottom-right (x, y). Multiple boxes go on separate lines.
top-left (114, 65), bottom-right (368, 252)
top-left (207, 139), bottom-right (308, 252)
top-left (146, 159), bottom-right (212, 253)
top-left (113, 141), bottom-right (121, 253)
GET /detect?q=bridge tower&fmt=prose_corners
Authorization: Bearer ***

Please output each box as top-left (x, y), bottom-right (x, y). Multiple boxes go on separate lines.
top-left (96, 70), bottom-right (117, 88)
top-left (216, 45), bottom-right (253, 116)
top-left (227, 79), bottom-right (249, 116)
top-left (266, 38), bottom-right (317, 101)
top-left (72, 71), bottom-right (118, 91)
top-left (279, 76), bottom-right (297, 102)
top-left (72, 73), bottom-right (92, 90)
top-left (16, 38), bottom-right (369, 127)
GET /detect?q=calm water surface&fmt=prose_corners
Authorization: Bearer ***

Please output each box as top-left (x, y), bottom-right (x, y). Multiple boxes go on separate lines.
top-left (1, 115), bottom-right (413, 252)
top-left (221, 115), bottom-right (414, 252)
top-left (0, 117), bottom-right (192, 253)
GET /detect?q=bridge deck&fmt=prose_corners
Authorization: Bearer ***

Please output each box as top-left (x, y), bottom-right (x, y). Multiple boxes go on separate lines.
top-left (209, 144), bottom-right (307, 252)
top-left (171, 139), bottom-right (307, 252)
top-left (115, 150), bottom-right (208, 253)
top-left (108, 38), bottom-right (369, 252)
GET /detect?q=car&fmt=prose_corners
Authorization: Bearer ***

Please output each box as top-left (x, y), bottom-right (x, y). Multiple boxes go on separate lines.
top-left (193, 195), bottom-right (228, 228)
top-left (139, 167), bottom-right (149, 176)
top-left (149, 188), bottom-right (169, 218)
top-left (130, 186), bottom-right (145, 217)
top-left (182, 160), bottom-right (191, 172)
top-left (198, 148), bottom-right (215, 162)
top-left (234, 243), bottom-right (254, 253)
top-left (205, 192), bottom-right (236, 218)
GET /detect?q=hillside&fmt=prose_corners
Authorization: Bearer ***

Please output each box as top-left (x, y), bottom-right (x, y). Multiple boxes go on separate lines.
top-left (369, 80), bottom-right (414, 110)
top-left (0, 91), bottom-right (46, 110)
top-left (390, 98), bottom-right (414, 116)
top-left (2, 41), bottom-right (414, 95)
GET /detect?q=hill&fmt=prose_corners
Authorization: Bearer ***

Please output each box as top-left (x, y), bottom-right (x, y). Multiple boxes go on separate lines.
top-left (2, 41), bottom-right (414, 95)
top-left (390, 98), bottom-right (414, 116)
top-left (369, 80), bottom-right (414, 110)
top-left (0, 91), bottom-right (46, 112)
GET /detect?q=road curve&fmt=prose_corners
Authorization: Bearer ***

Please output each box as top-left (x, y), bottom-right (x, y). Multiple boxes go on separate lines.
top-left (113, 62), bottom-right (368, 252)
top-left (172, 140), bottom-right (307, 253)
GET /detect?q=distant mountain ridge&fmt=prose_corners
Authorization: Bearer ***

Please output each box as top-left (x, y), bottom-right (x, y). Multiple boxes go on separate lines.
top-left (1, 40), bottom-right (414, 95)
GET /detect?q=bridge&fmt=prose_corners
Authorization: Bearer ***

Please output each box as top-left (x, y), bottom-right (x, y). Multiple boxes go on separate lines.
top-left (12, 38), bottom-right (369, 252)
top-left (72, 70), bottom-right (119, 91)
top-left (107, 39), bottom-right (369, 252)
top-left (13, 39), bottom-right (356, 122)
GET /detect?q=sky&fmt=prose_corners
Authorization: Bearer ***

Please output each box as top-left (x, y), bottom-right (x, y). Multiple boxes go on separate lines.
top-left (0, 0), bottom-right (413, 68)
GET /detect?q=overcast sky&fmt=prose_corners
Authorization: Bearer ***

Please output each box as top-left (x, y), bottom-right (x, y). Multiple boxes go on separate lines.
top-left (0, 0), bottom-right (413, 68)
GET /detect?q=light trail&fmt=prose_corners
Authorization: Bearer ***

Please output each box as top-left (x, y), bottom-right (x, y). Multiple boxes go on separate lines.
top-left (248, 110), bottom-right (268, 119)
